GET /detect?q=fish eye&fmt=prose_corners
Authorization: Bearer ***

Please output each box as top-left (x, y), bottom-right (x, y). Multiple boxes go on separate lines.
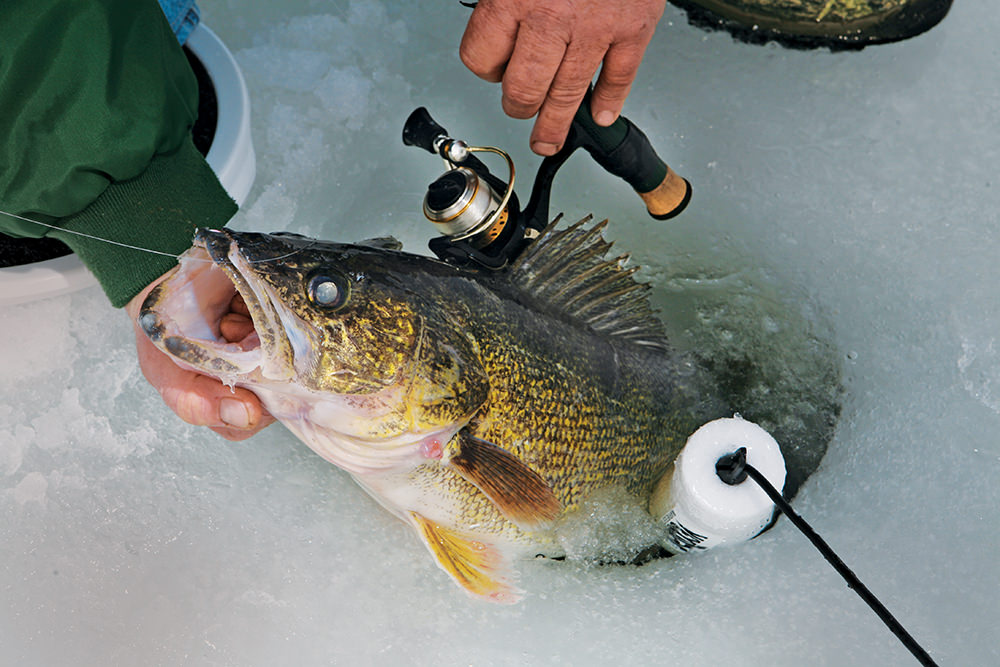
top-left (307, 273), bottom-right (349, 309)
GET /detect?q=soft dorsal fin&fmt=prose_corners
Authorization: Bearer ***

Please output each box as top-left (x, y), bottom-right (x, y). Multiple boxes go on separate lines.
top-left (508, 215), bottom-right (671, 351)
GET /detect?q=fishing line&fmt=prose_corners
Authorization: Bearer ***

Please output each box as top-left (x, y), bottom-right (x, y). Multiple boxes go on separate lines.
top-left (715, 448), bottom-right (939, 667)
top-left (0, 208), bottom-right (186, 259)
top-left (0, 208), bottom-right (312, 266)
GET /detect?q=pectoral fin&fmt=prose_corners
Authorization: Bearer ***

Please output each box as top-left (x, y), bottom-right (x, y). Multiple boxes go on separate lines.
top-left (409, 512), bottom-right (521, 604)
top-left (445, 431), bottom-right (560, 530)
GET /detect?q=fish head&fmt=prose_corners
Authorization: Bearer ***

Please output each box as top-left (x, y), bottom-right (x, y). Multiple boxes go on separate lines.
top-left (138, 229), bottom-right (489, 462)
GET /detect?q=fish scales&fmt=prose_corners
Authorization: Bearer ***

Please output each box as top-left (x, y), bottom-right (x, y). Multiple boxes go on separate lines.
top-left (460, 296), bottom-right (701, 513)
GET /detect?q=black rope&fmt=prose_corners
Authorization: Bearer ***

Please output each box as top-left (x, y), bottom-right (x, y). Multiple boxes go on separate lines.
top-left (717, 448), bottom-right (939, 666)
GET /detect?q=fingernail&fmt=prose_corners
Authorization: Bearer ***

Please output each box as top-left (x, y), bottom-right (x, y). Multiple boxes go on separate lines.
top-left (220, 397), bottom-right (251, 429)
top-left (595, 110), bottom-right (616, 126)
top-left (532, 141), bottom-right (559, 156)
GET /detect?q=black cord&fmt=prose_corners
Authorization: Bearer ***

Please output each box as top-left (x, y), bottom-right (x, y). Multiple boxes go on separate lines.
top-left (737, 460), bottom-right (939, 667)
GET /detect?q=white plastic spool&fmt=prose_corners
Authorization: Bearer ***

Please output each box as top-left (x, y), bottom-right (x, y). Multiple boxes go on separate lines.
top-left (0, 23), bottom-right (255, 307)
top-left (650, 416), bottom-right (787, 555)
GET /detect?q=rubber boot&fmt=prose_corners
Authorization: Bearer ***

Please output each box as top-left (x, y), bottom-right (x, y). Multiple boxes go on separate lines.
top-left (669, 0), bottom-right (953, 49)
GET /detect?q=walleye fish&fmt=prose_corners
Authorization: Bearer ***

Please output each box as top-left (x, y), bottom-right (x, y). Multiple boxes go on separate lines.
top-left (139, 216), bottom-right (725, 602)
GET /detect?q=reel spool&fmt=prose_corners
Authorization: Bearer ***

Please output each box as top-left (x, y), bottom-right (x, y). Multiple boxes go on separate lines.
top-left (403, 107), bottom-right (526, 268)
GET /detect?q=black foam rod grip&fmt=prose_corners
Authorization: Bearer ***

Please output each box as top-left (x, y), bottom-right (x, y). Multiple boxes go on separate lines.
top-left (573, 90), bottom-right (691, 220)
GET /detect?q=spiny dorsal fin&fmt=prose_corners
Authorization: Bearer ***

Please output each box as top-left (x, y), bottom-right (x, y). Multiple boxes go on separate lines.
top-left (358, 236), bottom-right (403, 251)
top-left (509, 215), bottom-right (670, 351)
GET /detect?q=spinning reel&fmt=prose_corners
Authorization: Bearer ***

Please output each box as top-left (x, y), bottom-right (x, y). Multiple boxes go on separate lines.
top-left (403, 88), bottom-right (691, 269)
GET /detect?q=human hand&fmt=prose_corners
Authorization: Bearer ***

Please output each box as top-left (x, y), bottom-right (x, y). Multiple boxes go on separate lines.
top-left (126, 273), bottom-right (275, 441)
top-left (460, 0), bottom-right (666, 156)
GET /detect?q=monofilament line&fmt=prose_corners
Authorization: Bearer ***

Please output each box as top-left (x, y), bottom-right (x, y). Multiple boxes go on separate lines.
top-left (0, 208), bottom-right (311, 265)
top-left (742, 462), bottom-right (939, 667)
top-left (0, 208), bottom-right (185, 259)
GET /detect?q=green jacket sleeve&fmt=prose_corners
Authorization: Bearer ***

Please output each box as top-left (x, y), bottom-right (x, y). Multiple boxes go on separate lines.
top-left (0, 0), bottom-right (237, 307)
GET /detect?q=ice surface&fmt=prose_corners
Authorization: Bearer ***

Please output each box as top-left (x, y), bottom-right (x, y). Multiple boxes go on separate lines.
top-left (3, 0), bottom-right (999, 664)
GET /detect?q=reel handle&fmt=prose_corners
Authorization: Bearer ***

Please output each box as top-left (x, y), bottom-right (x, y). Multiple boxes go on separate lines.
top-left (402, 107), bottom-right (449, 155)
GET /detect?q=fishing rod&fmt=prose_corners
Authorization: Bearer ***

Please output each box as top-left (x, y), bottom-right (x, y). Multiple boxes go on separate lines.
top-left (3, 88), bottom-right (688, 272)
top-left (402, 86), bottom-right (691, 269)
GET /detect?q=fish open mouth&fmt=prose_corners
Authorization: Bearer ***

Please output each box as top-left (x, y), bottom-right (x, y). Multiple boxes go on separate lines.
top-left (138, 229), bottom-right (301, 384)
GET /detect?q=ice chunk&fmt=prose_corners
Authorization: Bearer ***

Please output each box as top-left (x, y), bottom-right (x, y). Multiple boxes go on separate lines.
top-left (12, 471), bottom-right (47, 506)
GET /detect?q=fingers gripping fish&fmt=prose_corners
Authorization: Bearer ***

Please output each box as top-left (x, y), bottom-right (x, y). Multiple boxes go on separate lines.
top-left (139, 217), bottom-right (722, 602)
